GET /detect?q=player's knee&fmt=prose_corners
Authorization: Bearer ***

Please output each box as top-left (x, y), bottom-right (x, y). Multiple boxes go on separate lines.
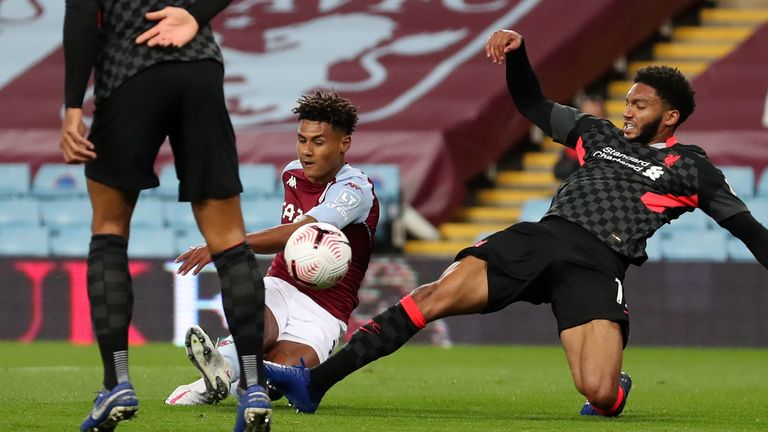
top-left (409, 282), bottom-right (443, 321)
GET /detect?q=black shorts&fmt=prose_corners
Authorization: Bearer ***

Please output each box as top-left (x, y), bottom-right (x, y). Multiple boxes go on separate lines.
top-left (456, 216), bottom-right (631, 346)
top-left (86, 60), bottom-right (242, 202)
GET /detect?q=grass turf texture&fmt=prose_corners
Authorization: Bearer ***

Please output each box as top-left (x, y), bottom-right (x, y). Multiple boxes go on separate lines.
top-left (1, 342), bottom-right (765, 431)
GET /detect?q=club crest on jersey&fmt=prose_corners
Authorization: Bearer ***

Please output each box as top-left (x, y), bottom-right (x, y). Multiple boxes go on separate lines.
top-left (663, 153), bottom-right (681, 168)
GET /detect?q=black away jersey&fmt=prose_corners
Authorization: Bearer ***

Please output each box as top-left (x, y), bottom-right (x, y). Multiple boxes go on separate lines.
top-left (544, 106), bottom-right (748, 263)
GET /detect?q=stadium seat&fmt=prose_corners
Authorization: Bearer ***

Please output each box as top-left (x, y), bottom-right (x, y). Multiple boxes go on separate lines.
top-left (645, 232), bottom-right (663, 262)
top-left (164, 201), bottom-right (198, 232)
top-left (0, 198), bottom-right (40, 228)
top-left (357, 164), bottom-right (403, 250)
top-left (727, 236), bottom-right (754, 262)
top-left (174, 229), bottom-right (206, 255)
top-left (31, 163), bottom-right (88, 197)
top-left (40, 198), bottom-right (92, 230)
top-left (240, 163), bottom-right (279, 197)
top-left (743, 197), bottom-right (768, 227)
top-left (668, 208), bottom-right (711, 231)
top-left (131, 197), bottom-right (166, 228)
top-left (242, 197), bottom-right (284, 232)
top-left (0, 163), bottom-right (31, 197)
top-left (518, 198), bottom-right (552, 222)
top-left (756, 167), bottom-right (768, 198)
top-left (50, 226), bottom-right (91, 257)
top-left (128, 226), bottom-right (176, 258)
top-left (720, 165), bottom-right (755, 199)
top-left (149, 164), bottom-right (180, 199)
top-left (661, 230), bottom-right (727, 262)
top-left (0, 226), bottom-right (49, 257)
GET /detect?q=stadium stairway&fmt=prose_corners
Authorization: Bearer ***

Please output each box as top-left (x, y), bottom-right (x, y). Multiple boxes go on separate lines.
top-left (403, 0), bottom-right (768, 257)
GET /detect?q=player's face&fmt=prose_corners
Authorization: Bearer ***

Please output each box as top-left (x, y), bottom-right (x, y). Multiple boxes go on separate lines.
top-left (623, 82), bottom-right (678, 145)
top-left (296, 120), bottom-right (350, 184)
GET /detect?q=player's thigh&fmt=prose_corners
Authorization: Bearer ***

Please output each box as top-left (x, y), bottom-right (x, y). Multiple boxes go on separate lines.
top-left (168, 60), bottom-right (241, 203)
top-left (87, 179), bottom-right (139, 236)
top-left (266, 340), bottom-right (320, 368)
top-left (411, 255), bottom-right (489, 321)
top-left (86, 67), bottom-right (172, 191)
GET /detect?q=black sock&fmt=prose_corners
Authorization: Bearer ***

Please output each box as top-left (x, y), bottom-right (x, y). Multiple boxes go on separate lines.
top-left (213, 242), bottom-right (266, 388)
top-left (310, 295), bottom-right (426, 396)
top-left (87, 234), bottom-right (133, 390)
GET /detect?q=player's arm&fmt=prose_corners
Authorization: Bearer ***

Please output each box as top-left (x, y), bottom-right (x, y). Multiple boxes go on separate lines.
top-left (487, 29), bottom-right (587, 148)
top-left (135, 0), bottom-right (232, 48)
top-left (720, 212), bottom-right (768, 268)
top-left (61, 0), bottom-right (98, 164)
top-left (175, 216), bottom-right (317, 275)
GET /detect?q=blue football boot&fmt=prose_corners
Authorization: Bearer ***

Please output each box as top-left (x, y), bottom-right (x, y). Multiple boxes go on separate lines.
top-left (233, 384), bottom-right (272, 432)
top-left (263, 360), bottom-right (322, 414)
top-left (580, 372), bottom-right (632, 417)
top-left (80, 381), bottom-right (138, 431)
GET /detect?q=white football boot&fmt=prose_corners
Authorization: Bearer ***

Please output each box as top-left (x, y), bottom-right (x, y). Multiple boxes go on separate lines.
top-left (165, 378), bottom-right (214, 406)
top-left (167, 325), bottom-right (233, 405)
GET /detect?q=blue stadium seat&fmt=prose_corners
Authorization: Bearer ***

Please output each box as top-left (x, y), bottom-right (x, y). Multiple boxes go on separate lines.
top-left (41, 198), bottom-right (91, 230)
top-left (756, 167), bottom-right (768, 198)
top-left (242, 197), bottom-right (284, 232)
top-left (518, 198), bottom-right (552, 222)
top-left (357, 164), bottom-right (401, 201)
top-left (31, 163), bottom-right (88, 197)
top-left (128, 226), bottom-right (175, 258)
top-left (661, 230), bottom-right (727, 262)
top-left (727, 236), bottom-right (754, 262)
top-left (0, 226), bottom-right (49, 257)
top-left (174, 229), bottom-right (206, 255)
top-left (50, 226), bottom-right (91, 257)
top-left (668, 208), bottom-right (711, 231)
top-left (163, 201), bottom-right (198, 232)
top-left (720, 165), bottom-right (755, 199)
top-left (148, 164), bottom-right (179, 199)
top-left (0, 163), bottom-right (31, 197)
top-left (645, 232), bottom-right (663, 262)
top-left (131, 197), bottom-right (165, 228)
top-left (240, 163), bottom-right (279, 197)
top-left (0, 198), bottom-right (40, 228)
top-left (743, 197), bottom-right (768, 227)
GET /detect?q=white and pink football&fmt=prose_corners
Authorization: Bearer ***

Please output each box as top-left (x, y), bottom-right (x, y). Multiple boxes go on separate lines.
top-left (284, 222), bottom-right (351, 289)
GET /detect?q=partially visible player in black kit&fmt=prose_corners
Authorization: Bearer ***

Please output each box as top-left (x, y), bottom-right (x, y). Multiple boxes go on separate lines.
top-left (62, 1), bottom-right (270, 431)
top-left (264, 29), bottom-right (768, 417)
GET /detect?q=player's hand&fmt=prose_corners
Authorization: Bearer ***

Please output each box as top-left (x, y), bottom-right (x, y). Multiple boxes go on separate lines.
top-left (60, 108), bottom-right (96, 164)
top-left (485, 29), bottom-right (523, 64)
top-left (135, 6), bottom-right (199, 48)
top-left (176, 243), bottom-right (211, 275)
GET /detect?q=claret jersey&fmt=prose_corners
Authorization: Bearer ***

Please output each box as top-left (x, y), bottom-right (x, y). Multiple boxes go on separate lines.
top-left (267, 161), bottom-right (380, 322)
top-left (544, 105), bottom-right (748, 263)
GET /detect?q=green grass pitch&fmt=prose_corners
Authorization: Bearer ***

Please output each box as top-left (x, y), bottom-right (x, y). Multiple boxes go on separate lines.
top-left (1, 342), bottom-right (766, 431)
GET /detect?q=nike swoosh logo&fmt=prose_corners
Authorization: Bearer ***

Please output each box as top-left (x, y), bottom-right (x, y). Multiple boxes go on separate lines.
top-left (90, 389), bottom-right (134, 419)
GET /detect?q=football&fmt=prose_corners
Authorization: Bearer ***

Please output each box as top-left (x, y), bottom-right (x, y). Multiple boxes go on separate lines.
top-left (284, 222), bottom-right (352, 289)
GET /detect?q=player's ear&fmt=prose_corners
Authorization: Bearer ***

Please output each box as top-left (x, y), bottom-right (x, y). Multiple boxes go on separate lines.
top-left (664, 109), bottom-right (680, 128)
top-left (341, 135), bottom-right (351, 153)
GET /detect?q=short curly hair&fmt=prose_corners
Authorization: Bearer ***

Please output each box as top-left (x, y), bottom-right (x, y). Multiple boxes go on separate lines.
top-left (634, 66), bottom-right (696, 127)
top-left (292, 90), bottom-right (359, 135)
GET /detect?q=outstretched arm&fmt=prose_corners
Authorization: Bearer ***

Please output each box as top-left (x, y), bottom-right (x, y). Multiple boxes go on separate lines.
top-left (720, 212), bottom-right (768, 268)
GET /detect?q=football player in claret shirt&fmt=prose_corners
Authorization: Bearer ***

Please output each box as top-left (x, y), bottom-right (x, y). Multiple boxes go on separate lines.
top-left (263, 29), bottom-right (768, 417)
top-left (166, 91), bottom-right (380, 407)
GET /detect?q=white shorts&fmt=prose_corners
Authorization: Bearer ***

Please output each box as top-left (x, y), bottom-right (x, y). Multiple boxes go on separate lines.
top-left (264, 276), bottom-right (347, 362)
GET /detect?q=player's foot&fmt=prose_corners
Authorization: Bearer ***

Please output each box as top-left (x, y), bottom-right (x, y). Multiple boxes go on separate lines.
top-left (165, 378), bottom-right (217, 406)
top-left (185, 325), bottom-right (232, 403)
top-left (264, 360), bottom-right (322, 413)
top-left (580, 371), bottom-right (632, 417)
top-left (233, 385), bottom-right (272, 432)
top-left (80, 381), bottom-right (139, 432)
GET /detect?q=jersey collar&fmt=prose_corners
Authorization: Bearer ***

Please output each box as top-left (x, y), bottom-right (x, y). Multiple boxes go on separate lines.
top-left (649, 135), bottom-right (677, 149)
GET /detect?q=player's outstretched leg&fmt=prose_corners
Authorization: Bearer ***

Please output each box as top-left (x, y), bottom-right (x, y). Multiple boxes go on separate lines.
top-left (580, 372), bottom-right (632, 417)
top-left (264, 360), bottom-right (320, 413)
top-left (234, 385), bottom-right (272, 432)
top-left (166, 325), bottom-right (233, 405)
top-left (80, 382), bottom-right (139, 432)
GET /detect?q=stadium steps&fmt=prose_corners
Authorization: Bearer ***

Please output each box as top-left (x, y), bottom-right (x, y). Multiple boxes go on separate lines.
top-left (606, 2), bottom-right (768, 127)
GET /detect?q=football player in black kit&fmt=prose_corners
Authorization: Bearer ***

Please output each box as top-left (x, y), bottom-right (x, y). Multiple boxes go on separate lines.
top-left (62, 1), bottom-right (270, 431)
top-left (264, 29), bottom-right (768, 417)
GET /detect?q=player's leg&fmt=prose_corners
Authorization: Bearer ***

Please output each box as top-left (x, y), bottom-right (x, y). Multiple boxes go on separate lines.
top-left (266, 255), bottom-right (489, 413)
top-left (80, 179), bottom-right (140, 431)
top-left (561, 320), bottom-right (630, 415)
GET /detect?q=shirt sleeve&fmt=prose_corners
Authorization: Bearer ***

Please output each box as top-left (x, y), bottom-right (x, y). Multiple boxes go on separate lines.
top-left (63, 0), bottom-right (100, 108)
top-left (695, 156), bottom-right (749, 223)
top-left (187, 0), bottom-right (233, 27)
top-left (306, 178), bottom-right (374, 229)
